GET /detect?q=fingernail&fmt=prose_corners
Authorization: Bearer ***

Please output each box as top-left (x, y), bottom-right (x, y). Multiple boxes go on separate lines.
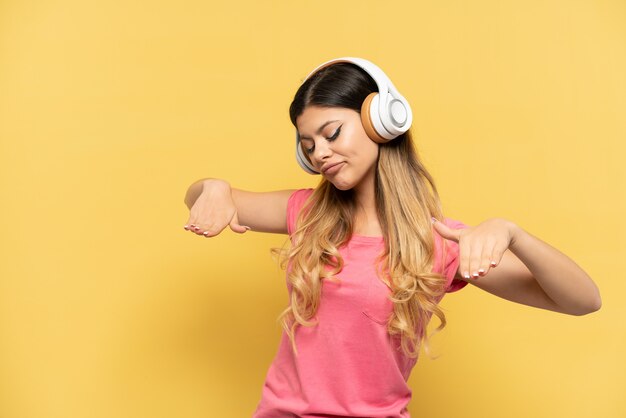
top-left (183, 225), bottom-right (189, 230)
top-left (431, 217), bottom-right (437, 224)
top-left (478, 269), bottom-right (485, 274)
top-left (463, 272), bottom-right (470, 279)
top-left (243, 226), bottom-right (251, 231)
top-left (203, 231), bottom-right (209, 236)
top-left (491, 261), bottom-right (497, 266)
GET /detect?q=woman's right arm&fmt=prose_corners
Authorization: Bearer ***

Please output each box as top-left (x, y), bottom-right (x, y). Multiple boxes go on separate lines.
top-left (183, 178), bottom-right (297, 236)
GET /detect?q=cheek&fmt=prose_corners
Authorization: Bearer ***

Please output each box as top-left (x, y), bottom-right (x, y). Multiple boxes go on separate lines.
top-left (363, 141), bottom-right (380, 162)
top-left (344, 132), bottom-right (376, 157)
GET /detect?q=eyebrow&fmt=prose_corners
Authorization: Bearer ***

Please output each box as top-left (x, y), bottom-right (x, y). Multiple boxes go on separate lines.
top-left (298, 120), bottom-right (340, 140)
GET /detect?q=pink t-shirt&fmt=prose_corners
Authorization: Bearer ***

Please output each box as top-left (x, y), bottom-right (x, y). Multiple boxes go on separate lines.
top-left (252, 188), bottom-right (469, 418)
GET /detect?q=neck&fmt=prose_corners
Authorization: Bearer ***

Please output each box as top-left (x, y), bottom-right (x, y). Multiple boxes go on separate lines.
top-left (352, 172), bottom-right (380, 234)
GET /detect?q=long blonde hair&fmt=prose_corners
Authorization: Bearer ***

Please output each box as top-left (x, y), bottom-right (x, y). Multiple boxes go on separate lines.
top-left (271, 62), bottom-right (454, 359)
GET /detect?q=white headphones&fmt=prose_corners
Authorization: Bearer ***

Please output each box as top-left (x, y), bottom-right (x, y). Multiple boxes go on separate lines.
top-left (295, 57), bottom-right (413, 174)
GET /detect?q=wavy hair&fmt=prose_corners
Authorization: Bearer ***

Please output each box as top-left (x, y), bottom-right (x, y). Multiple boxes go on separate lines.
top-left (271, 62), bottom-right (453, 360)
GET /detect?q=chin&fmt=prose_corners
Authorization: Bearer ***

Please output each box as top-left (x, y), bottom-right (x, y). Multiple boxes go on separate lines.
top-left (328, 179), bottom-right (355, 191)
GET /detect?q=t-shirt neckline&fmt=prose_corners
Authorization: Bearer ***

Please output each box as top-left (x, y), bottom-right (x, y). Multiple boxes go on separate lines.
top-left (350, 233), bottom-right (384, 243)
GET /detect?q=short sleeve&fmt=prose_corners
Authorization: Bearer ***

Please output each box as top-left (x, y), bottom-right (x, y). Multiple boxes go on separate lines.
top-left (286, 188), bottom-right (315, 236)
top-left (437, 217), bottom-right (471, 293)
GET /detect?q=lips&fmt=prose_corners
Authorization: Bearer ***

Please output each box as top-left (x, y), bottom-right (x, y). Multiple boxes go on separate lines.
top-left (322, 162), bottom-right (344, 174)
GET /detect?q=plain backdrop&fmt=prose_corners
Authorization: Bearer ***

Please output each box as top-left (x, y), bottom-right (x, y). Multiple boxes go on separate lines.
top-left (0, 1), bottom-right (624, 417)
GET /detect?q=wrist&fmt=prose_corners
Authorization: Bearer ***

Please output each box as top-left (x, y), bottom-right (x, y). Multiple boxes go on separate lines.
top-left (202, 178), bottom-right (230, 192)
top-left (507, 220), bottom-right (524, 249)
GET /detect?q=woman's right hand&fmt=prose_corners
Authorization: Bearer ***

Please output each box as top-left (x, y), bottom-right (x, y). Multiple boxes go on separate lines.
top-left (184, 180), bottom-right (251, 237)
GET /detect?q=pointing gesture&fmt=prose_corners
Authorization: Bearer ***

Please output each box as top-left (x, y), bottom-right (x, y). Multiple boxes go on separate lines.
top-left (432, 217), bottom-right (517, 280)
top-left (184, 180), bottom-right (251, 238)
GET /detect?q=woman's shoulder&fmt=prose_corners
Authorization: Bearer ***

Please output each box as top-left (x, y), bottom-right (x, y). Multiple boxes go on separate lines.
top-left (286, 188), bottom-right (315, 235)
top-left (434, 216), bottom-right (470, 293)
top-left (287, 188), bottom-right (315, 211)
top-left (288, 187), bottom-right (314, 201)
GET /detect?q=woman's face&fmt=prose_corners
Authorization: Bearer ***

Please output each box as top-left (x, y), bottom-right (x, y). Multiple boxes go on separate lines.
top-left (296, 106), bottom-right (380, 192)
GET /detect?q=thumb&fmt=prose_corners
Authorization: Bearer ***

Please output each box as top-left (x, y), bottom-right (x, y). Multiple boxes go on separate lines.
top-left (229, 211), bottom-right (251, 234)
top-left (431, 217), bottom-right (461, 243)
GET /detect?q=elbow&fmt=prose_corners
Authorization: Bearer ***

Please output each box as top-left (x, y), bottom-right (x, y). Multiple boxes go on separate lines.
top-left (571, 295), bottom-right (602, 316)
top-left (570, 280), bottom-right (603, 316)
top-left (591, 292), bottom-right (602, 312)
top-left (586, 296), bottom-right (603, 314)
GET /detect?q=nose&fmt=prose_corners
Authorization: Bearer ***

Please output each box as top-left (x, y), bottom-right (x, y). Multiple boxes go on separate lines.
top-left (311, 140), bottom-right (333, 167)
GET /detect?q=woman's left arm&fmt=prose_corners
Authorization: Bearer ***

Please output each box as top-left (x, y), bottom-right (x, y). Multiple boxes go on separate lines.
top-left (433, 218), bottom-right (602, 316)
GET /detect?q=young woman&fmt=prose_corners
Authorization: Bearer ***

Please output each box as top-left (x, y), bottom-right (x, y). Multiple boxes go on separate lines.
top-left (183, 57), bottom-right (601, 418)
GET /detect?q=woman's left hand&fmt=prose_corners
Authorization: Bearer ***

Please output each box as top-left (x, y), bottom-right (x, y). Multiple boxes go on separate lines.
top-left (432, 217), bottom-right (519, 280)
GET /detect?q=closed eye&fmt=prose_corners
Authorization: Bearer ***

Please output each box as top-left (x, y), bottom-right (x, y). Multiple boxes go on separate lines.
top-left (304, 126), bottom-right (341, 154)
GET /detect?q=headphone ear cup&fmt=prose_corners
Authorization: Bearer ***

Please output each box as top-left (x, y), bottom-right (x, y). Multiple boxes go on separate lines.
top-left (361, 92), bottom-right (392, 144)
top-left (295, 137), bottom-right (319, 174)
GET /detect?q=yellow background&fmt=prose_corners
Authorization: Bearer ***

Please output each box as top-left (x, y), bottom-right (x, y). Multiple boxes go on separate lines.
top-left (1, 1), bottom-right (624, 417)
